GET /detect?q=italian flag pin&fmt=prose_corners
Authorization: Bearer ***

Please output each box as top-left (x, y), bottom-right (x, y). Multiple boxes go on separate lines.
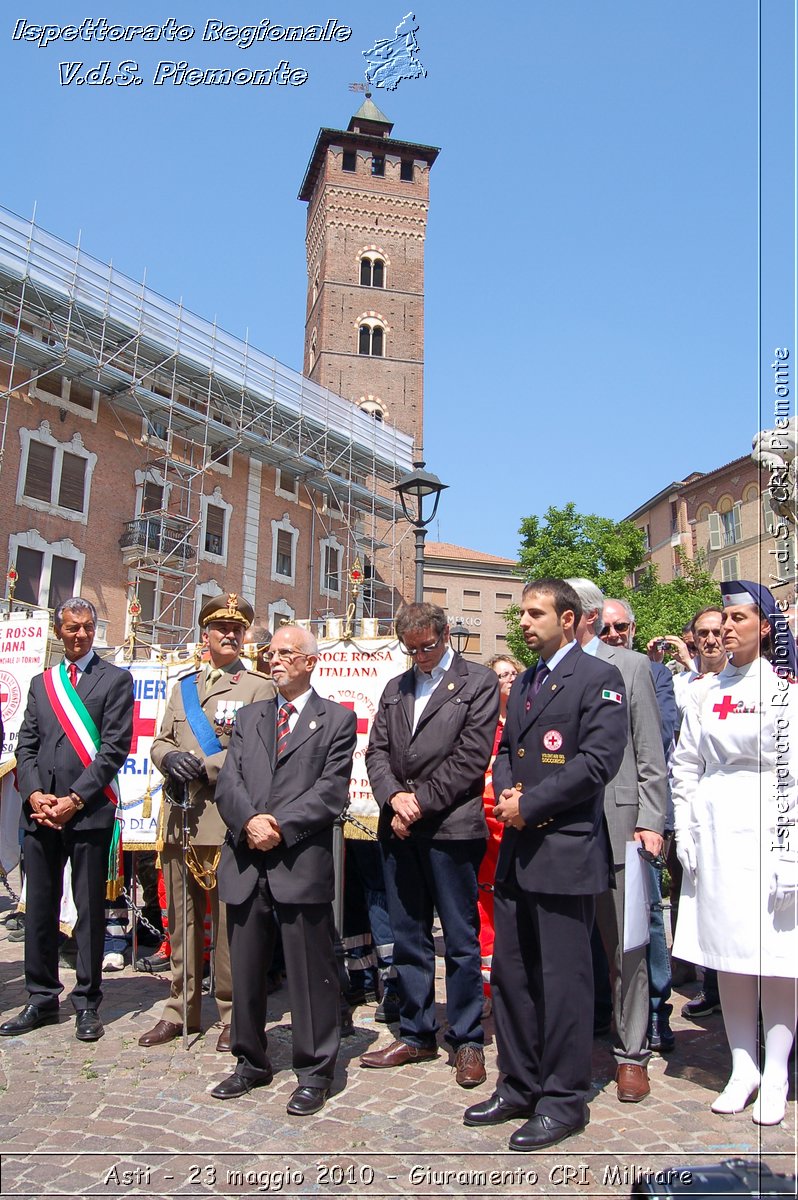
top-left (602, 689), bottom-right (623, 703)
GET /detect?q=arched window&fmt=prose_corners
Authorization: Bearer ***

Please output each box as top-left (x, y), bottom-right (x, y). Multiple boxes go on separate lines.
top-left (358, 321), bottom-right (385, 357)
top-left (359, 396), bottom-right (386, 422)
top-left (360, 255), bottom-right (385, 288)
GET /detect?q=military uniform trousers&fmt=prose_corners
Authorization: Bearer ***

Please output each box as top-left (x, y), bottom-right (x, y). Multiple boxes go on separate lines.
top-left (160, 844), bottom-right (232, 1028)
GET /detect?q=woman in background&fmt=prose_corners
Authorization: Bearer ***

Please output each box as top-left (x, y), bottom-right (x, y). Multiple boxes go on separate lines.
top-left (478, 654), bottom-right (526, 1015)
top-left (671, 580), bottom-right (797, 1126)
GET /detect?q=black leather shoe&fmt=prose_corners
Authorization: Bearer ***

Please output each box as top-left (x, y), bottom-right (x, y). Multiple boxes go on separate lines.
top-left (0, 1004), bottom-right (60, 1036)
top-left (75, 1009), bottom-right (104, 1041)
top-left (463, 1092), bottom-right (533, 1127)
top-left (286, 1084), bottom-right (330, 1116)
top-left (509, 1113), bottom-right (586, 1152)
top-left (211, 1069), bottom-right (273, 1100)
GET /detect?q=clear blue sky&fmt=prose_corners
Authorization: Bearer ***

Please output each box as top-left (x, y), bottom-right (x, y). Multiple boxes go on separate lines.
top-left (3, 2), bottom-right (795, 559)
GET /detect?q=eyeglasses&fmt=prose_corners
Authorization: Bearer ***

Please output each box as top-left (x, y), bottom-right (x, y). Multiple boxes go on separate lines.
top-left (496, 669), bottom-right (518, 681)
top-left (264, 649), bottom-right (308, 664)
top-left (603, 621), bottom-right (630, 634)
top-left (400, 635), bottom-right (444, 657)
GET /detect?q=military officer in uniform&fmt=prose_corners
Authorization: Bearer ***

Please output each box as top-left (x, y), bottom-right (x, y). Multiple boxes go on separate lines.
top-left (138, 594), bottom-right (275, 1051)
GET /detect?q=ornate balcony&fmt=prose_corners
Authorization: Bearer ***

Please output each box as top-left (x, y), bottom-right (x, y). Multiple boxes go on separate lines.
top-left (119, 516), bottom-right (196, 565)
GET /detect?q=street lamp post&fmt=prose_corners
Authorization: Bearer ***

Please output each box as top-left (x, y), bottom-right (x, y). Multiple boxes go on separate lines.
top-left (393, 460), bottom-right (448, 604)
top-left (448, 618), bottom-right (470, 656)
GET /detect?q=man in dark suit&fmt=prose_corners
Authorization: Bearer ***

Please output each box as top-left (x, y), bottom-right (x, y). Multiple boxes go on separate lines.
top-left (564, 585), bottom-right (667, 1099)
top-left (464, 579), bottom-right (627, 1150)
top-left (360, 602), bottom-right (499, 1088)
top-left (211, 624), bottom-right (357, 1116)
top-left (1, 598), bottom-right (133, 1041)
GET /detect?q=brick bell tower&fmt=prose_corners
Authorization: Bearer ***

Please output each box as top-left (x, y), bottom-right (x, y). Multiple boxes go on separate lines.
top-left (299, 94), bottom-right (439, 453)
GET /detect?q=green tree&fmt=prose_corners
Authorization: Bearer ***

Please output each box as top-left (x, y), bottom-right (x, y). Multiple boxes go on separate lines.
top-left (625, 552), bottom-right (721, 650)
top-left (503, 506), bottom-right (721, 662)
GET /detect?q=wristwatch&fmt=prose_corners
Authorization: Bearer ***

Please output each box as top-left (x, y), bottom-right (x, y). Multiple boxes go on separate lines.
top-left (70, 792), bottom-right (85, 811)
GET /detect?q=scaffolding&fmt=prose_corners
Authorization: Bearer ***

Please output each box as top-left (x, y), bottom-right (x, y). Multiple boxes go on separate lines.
top-left (0, 205), bottom-right (414, 643)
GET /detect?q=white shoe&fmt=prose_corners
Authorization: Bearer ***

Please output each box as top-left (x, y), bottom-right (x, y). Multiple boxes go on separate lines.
top-left (752, 1081), bottom-right (788, 1126)
top-left (711, 1074), bottom-right (760, 1114)
top-left (102, 952), bottom-right (125, 972)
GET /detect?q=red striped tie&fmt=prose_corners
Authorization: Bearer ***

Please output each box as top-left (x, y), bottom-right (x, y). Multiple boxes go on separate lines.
top-left (276, 702), bottom-right (295, 757)
top-left (68, 662), bottom-right (78, 689)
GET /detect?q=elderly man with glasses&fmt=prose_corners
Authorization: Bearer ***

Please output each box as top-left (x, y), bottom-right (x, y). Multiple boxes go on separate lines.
top-left (211, 624), bottom-right (357, 1115)
top-left (360, 602), bottom-right (499, 1088)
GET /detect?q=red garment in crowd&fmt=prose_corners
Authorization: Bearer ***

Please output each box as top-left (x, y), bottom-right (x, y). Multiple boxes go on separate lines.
top-left (477, 719), bottom-right (505, 997)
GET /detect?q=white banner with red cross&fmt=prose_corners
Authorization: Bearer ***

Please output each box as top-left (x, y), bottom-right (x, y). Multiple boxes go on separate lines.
top-left (114, 660), bottom-right (171, 849)
top-left (0, 611), bottom-right (49, 874)
top-left (313, 638), bottom-right (406, 823)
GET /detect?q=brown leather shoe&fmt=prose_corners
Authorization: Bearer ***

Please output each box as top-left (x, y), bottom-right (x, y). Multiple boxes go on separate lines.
top-left (138, 1020), bottom-right (187, 1047)
top-left (616, 1063), bottom-right (650, 1102)
top-left (215, 1024), bottom-right (232, 1053)
top-left (454, 1043), bottom-right (486, 1088)
top-left (360, 1039), bottom-right (438, 1069)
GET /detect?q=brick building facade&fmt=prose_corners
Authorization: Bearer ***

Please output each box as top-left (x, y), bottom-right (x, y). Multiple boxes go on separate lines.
top-left (0, 205), bottom-right (413, 648)
top-left (422, 542), bottom-right (524, 663)
top-left (626, 454), bottom-right (795, 601)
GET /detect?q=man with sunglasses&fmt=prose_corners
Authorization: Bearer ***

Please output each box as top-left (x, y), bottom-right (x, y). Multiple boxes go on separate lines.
top-left (138, 594), bottom-right (275, 1053)
top-left (360, 602), bottom-right (499, 1088)
top-left (212, 624), bottom-right (357, 1115)
top-left (585, 591), bottom-right (670, 1101)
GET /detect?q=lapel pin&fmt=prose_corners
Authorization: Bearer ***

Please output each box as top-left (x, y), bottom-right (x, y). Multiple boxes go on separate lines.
top-left (308, 720), bottom-right (317, 730)
top-left (447, 682), bottom-right (455, 690)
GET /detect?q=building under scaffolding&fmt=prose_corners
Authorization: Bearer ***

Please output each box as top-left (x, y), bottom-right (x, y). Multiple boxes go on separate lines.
top-left (0, 205), bottom-right (415, 646)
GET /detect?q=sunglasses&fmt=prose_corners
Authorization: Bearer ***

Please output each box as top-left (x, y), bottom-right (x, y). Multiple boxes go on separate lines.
top-left (401, 635), bottom-right (444, 657)
top-left (604, 621), bottom-right (631, 634)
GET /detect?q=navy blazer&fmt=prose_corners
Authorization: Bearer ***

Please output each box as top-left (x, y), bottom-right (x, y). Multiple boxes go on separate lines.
top-left (16, 653), bottom-right (134, 832)
top-left (215, 690), bottom-right (357, 907)
top-left (366, 653), bottom-right (499, 841)
top-left (494, 643), bottom-right (627, 895)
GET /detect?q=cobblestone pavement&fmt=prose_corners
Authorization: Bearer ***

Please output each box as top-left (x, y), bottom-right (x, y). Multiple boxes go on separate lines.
top-left (0, 883), bottom-right (795, 1199)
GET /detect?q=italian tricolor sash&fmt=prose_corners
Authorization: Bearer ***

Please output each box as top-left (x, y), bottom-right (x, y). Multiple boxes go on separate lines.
top-left (42, 663), bottom-right (124, 898)
top-left (43, 664), bottom-right (121, 806)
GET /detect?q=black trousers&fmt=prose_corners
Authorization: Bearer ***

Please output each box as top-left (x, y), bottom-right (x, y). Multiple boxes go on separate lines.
top-left (492, 882), bottom-right (595, 1127)
top-left (23, 823), bottom-right (113, 1011)
top-left (226, 871), bottom-right (340, 1087)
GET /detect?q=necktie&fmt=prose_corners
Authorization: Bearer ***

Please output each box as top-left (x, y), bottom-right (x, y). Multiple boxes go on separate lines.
top-left (206, 667), bottom-right (222, 692)
top-left (532, 662), bottom-right (550, 696)
top-left (526, 661), bottom-right (550, 710)
top-left (276, 702), bottom-right (296, 757)
top-left (68, 662), bottom-right (78, 689)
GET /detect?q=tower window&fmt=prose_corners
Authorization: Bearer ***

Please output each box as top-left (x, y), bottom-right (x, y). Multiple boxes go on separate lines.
top-left (342, 150), bottom-right (356, 172)
top-left (371, 155), bottom-right (385, 177)
top-left (360, 257), bottom-right (385, 288)
top-left (400, 159), bottom-right (414, 182)
top-left (358, 323), bottom-right (384, 357)
top-left (359, 397), bottom-right (386, 422)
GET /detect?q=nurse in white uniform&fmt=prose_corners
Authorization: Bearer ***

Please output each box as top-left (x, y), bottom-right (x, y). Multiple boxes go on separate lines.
top-left (671, 579), bottom-right (797, 1126)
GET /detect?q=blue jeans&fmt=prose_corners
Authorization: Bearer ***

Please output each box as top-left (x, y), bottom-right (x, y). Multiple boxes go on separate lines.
top-left (646, 863), bottom-right (671, 1015)
top-left (382, 836), bottom-right (485, 1049)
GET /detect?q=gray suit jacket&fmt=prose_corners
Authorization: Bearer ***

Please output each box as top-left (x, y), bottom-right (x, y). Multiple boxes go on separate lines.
top-left (593, 643), bottom-right (668, 864)
top-left (215, 690), bottom-right (357, 907)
